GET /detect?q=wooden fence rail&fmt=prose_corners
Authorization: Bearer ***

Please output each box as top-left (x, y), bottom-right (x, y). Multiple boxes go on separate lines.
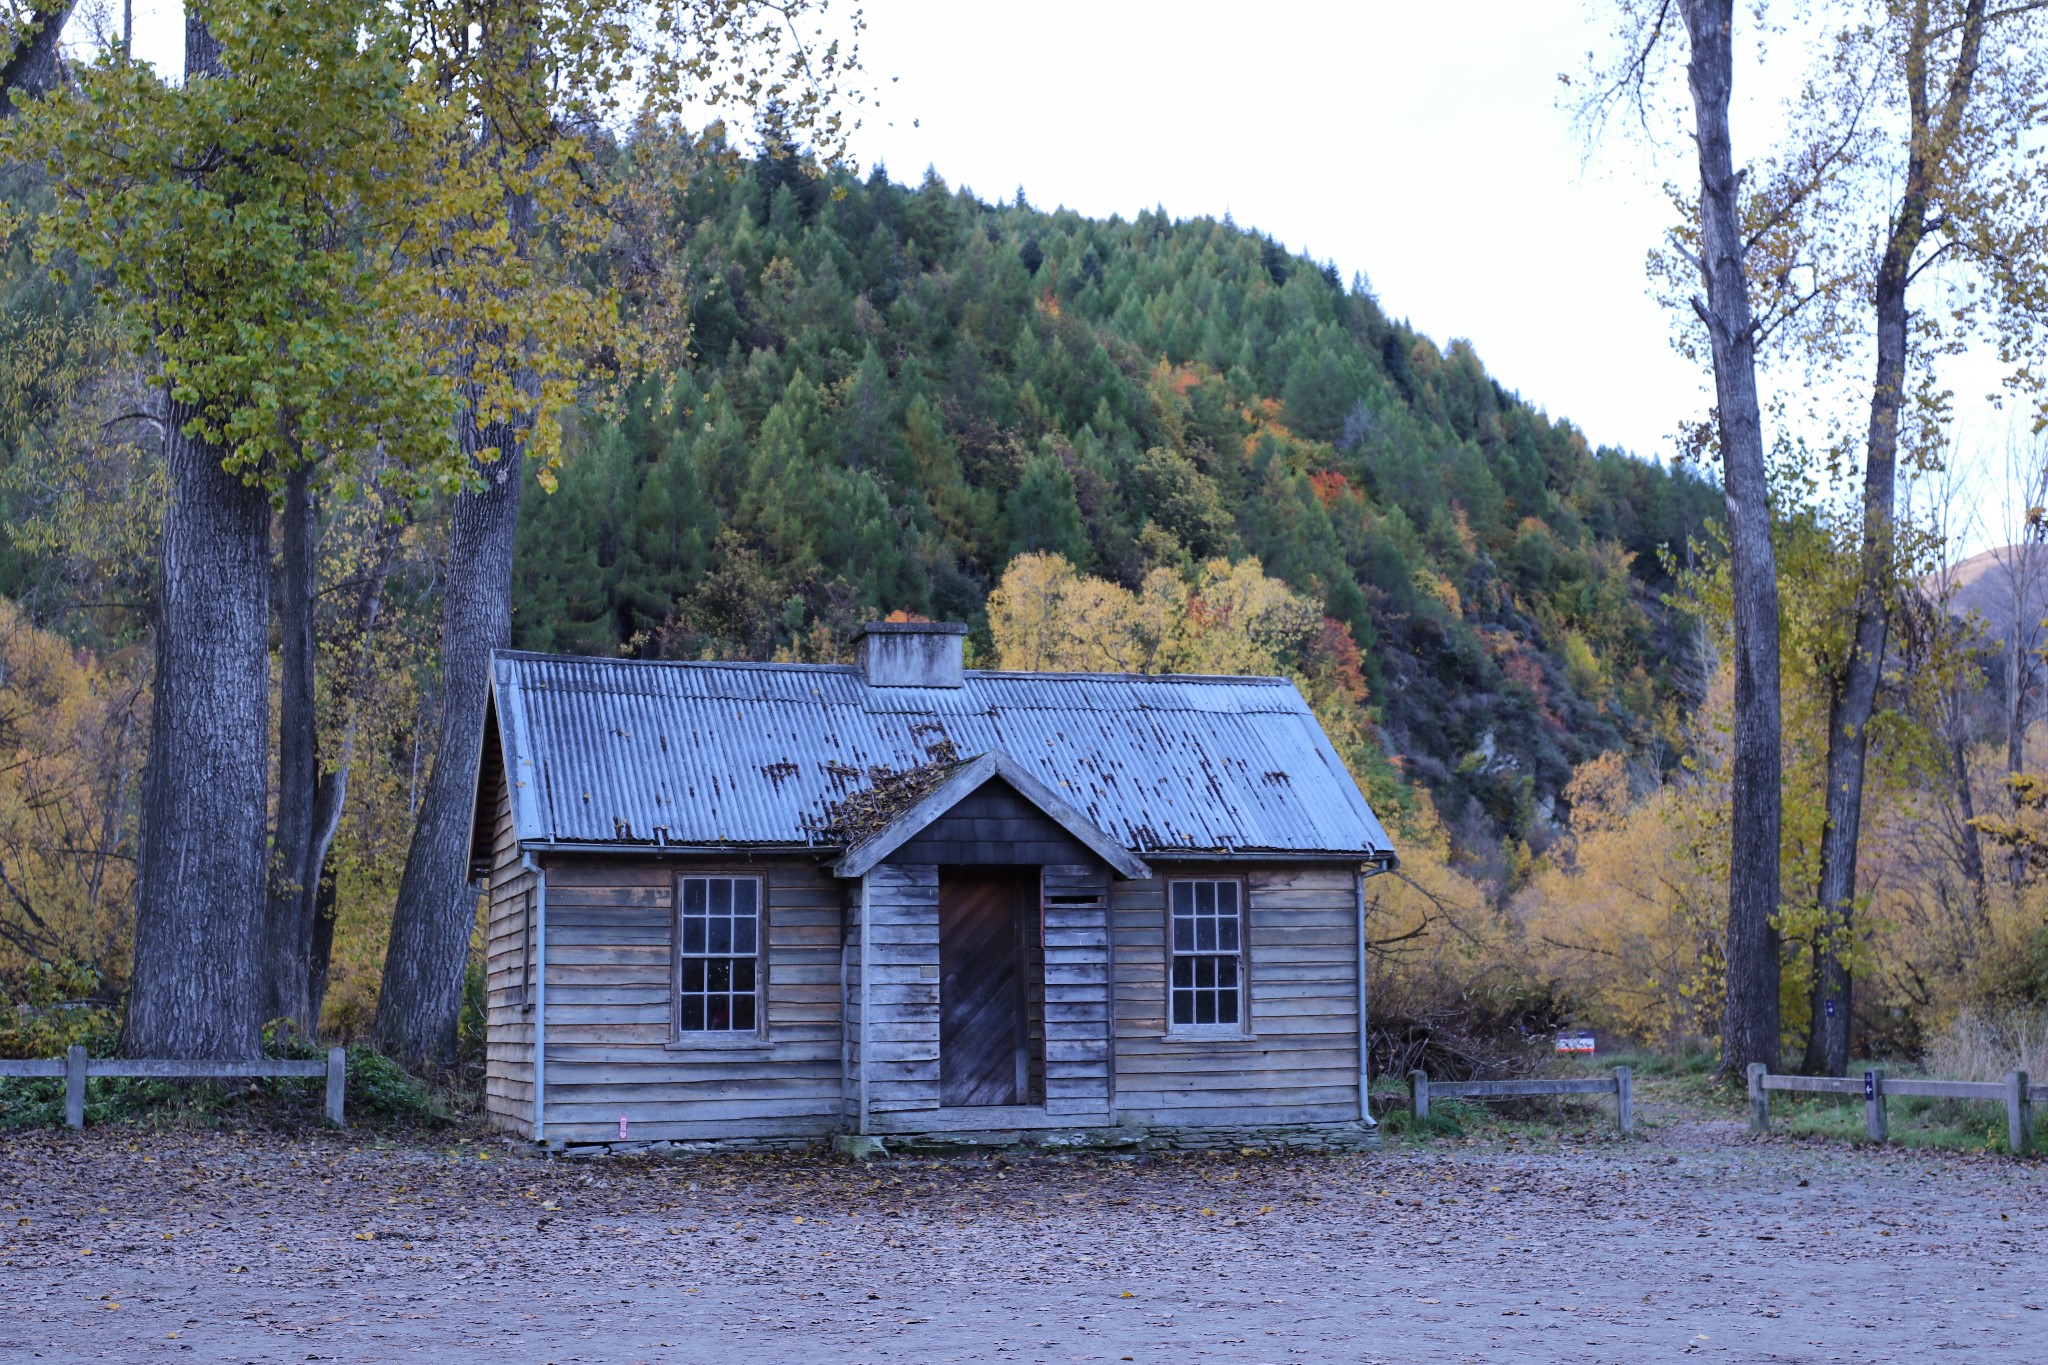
top-left (1409, 1067), bottom-right (1633, 1135)
top-left (1747, 1063), bottom-right (2037, 1153)
top-left (0, 1045), bottom-right (347, 1129)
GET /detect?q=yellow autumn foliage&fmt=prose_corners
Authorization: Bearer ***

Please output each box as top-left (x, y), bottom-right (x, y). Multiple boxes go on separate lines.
top-left (0, 596), bottom-right (147, 981)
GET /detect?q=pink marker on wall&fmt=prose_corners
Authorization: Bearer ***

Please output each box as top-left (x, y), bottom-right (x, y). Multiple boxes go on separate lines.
top-left (619, 1115), bottom-right (629, 1140)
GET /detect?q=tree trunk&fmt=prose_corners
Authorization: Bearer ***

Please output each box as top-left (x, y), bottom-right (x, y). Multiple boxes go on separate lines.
top-left (1682, 0), bottom-right (1782, 1076)
top-left (375, 412), bottom-right (523, 1072)
top-left (122, 400), bottom-right (273, 1059)
top-left (0, 2), bottom-right (76, 112)
top-left (306, 770), bottom-right (344, 1025)
top-left (1950, 726), bottom-right (1988, 913)
top-left (121, 20), bottom-right (272, 1061)
top-left (263, 464), bottom-right (321, 1037)
top-left (1801, 0), bottom-right (1985, 1078)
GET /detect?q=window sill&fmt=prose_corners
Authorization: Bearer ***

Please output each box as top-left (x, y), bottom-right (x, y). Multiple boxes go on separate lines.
top-left (1160, 1029), bottom-right (1258, 1043)
top-left (664, 1035), bottom-right (773, 1052)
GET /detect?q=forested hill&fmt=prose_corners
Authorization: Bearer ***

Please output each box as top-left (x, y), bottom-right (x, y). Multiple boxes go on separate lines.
top-left (514, 129), bottom-right (1720, 858)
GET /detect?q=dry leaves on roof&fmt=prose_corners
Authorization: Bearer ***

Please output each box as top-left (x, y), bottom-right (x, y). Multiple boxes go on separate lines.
top-left (818, 735), bottom-right (963, 846)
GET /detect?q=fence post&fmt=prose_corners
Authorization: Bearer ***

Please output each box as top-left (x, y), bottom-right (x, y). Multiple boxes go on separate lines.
top-left (1614, 1066), bottom-right (1634, 1136)
top-left (1409, 1069), bottom-right (1429, 1125)
top-left (64, 1045), bottom-right (86, 1130)
top-left (1864, 1069), bottom-right (1888, 1143)
top-left (325, 1047), bottom-right (347, 1128)
top-left (2008, 1071), bottom-right (2031, 1156)
top-left (1747, 1063), bottom-right (1769, 1132)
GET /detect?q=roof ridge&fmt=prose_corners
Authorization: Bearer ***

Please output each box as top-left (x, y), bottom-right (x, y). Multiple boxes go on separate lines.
top-left (495, 649), bottom-right (1290, 686)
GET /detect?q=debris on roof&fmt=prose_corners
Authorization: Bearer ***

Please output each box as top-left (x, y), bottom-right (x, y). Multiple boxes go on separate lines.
top-left (818, 737), bottom-right (962, 845)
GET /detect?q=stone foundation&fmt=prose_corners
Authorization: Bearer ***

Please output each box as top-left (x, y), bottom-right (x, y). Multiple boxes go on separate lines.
top-left (540, 1119), bottom-right (1379, 1161)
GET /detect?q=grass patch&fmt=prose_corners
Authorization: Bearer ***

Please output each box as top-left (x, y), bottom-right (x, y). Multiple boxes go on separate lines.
top-left (1367, 1072), bottom-right (1630, 1144)
top-left (1769, 1088), bottom-right (2026, 1155)
top-left (0, 1042), bottom-right (477, 1134)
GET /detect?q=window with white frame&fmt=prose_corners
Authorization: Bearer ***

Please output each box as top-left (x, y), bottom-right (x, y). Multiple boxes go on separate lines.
top-left (1169, 878), bottom-right (1244, 1029)
top-left (675, 875), bottom-right (762, 1034)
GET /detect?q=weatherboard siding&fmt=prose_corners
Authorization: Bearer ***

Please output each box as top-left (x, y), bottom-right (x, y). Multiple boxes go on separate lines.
top-left (483, 786), bottom-right (536, 1136)
top-left (534, 855), bottom-right (848, 1145)
top-left (852, 863), bottom-right (942, 1118)
top-left (1110, 864), bottom-right (1362, 1128)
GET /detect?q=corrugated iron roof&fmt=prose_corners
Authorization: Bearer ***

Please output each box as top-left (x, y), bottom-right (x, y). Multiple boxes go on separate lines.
top-left (487, 650), bottom-right (1395, 861)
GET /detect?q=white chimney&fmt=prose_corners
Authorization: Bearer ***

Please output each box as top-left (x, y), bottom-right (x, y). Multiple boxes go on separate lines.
top-left (855, 621), bottom-right (968, 688)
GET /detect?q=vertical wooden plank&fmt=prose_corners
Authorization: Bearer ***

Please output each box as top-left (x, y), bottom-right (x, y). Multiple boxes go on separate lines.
top-left (862, 863), bottom-right (939, 1115)
top-left (1356, 866), bottom-right (1370, 1122)
top-left (840, 888), bottom-right (854, 1131)
top-left (65, 1044), bottom-right (86, 1130)
top-left (1041, 864), bottom-right (1111, 1117)
top-left (1614, 1065), bottom-right (1633, 1136)
top-left (1409, 1069), bottom-right (1429, 1124)
top-left (2008, 1070), bottom-right (2031, 1155)
top-left (1864, 1069), bottom-right (1887, 1143)
top-left (325, 1046), bottom-right (347, 1127)
top-left (534, 862), bottom-right (548, 1145)
top-left (1747, 1062), bottom-right (1769, 1132)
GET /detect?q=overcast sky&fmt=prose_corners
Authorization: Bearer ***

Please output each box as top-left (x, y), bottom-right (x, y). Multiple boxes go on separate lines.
top-left (109, 2), bottom-right (2035, 545)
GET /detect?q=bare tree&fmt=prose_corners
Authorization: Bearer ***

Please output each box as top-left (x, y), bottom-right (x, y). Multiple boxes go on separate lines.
top-left (1985, 429), bottom-right (2048, 796)
top-left (1584, 0), bottom-right (1785, 1075)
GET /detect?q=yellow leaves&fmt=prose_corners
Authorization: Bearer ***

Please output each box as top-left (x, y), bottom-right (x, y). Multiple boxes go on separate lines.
top-left (1416, 568), bottom-right (1462, 618)
top-left (986, 552), bottom-right (1321, 679)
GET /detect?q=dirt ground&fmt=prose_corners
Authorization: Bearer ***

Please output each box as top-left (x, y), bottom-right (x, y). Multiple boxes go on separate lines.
top-left (1, 1109), bottom-right (2042, 1364)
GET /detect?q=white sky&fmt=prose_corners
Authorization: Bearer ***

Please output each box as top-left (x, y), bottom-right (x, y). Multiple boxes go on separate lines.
top-left (102, 2), bottom-right (2041, 547)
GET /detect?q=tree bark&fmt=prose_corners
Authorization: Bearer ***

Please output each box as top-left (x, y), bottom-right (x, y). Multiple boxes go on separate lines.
top-left (1681, 0), bottom-right (1782, 1076)
top-left (122, 399), bottom-right (273, 1059)
top-left (0, 2), bottom-right (76, 113)
top-left (262, 464), bottom-right (321, 1037)
top-left (1801, 0), bottom-right (1985, 1078)
top-left (375, 413), bottom-right (523, 1072)
top-left (120, 19), bottom-right (273, 1061)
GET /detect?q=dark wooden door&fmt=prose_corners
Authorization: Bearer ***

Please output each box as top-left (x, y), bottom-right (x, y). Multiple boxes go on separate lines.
top-left (939, 870), bottom-right (1027, 1107)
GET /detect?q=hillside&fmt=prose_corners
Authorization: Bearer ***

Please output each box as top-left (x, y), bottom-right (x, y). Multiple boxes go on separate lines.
top-left (512, 129), bottom-right (1722, 859)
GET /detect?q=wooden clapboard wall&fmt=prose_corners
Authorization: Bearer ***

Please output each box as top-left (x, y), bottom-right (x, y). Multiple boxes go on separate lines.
top-left (535, 855), bottom-right (846, 1145)
top-left (483, 787), bottom-right (536, 1136)
top-left (1041, 865), bottom-right (1114, 1121)
top-left (1110, 863), bottom-right (1362, 1128)
top-left (852, 864), bottom-right (941, 1125)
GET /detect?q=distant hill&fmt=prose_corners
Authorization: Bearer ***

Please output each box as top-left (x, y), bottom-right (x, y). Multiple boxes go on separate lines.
top-left (509, 129), bottom-right (1725, 858)
top-left (1943, 544), bottom-right (2048, 641)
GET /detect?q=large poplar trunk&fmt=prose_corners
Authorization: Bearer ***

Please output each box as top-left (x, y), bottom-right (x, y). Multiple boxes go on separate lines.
top-left (1801, 0), bottom-right (1984, 1078)
top-left (1682, 0), bottom-right (1782, 1076)
top-left (121, 18), bottom-right (272, 1061)
top-left (123, 401), bottom-right (273, 1059)
top-left (376, 6), bottom-right (540, 1074)
top-left (375, 412), bottom-right (523, 1072)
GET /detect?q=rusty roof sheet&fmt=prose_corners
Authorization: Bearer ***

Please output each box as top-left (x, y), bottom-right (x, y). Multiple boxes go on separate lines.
top-left (487, 650), bottom-right (1394, 861)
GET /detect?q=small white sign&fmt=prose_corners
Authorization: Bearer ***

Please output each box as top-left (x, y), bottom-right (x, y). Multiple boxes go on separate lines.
top-left (1555, 1033), bottom-right (1597, 1055)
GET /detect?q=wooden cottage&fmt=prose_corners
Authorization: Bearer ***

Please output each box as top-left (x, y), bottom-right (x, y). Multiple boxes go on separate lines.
top-left (471, 621), bottom-right (1398, 1149)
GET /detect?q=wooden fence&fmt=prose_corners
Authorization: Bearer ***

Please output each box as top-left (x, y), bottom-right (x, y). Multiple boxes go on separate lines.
top-left (1409, 1067), bottom-right (1634, 1135)
top-left (0, 1045), bottom-right (347, 1129)
top-left (1747, 1063), bottom-right (2036, 1153)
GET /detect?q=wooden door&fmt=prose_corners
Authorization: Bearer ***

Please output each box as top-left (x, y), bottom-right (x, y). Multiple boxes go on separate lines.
top-left (939, 870), bottom-right (1027, 1107)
